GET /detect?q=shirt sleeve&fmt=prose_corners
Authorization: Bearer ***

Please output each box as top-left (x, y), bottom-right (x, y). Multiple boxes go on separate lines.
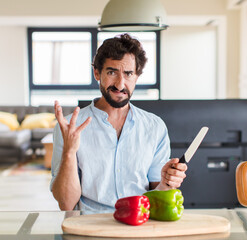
top-left (50, 123), bottom-right (64, 191)
top-left (147, 118), bottom-right (171, 182)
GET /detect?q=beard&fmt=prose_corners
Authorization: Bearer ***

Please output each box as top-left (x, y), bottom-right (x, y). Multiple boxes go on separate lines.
top-left (100, 84), bottom-right (132, 108)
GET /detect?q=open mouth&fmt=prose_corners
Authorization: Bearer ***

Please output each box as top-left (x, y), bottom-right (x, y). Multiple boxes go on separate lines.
top-left (108, 86), bottom-right (128, 95)
top-left (111, 89), bottom-right (127, 95)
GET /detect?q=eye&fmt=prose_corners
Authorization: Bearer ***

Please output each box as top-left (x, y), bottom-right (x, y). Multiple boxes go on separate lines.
top-left (126, 72), bottom-right (134, 77)
top-left (107, 71), bottom-right (116, 76)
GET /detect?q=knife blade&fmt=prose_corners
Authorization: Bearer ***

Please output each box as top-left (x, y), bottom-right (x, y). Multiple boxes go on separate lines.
top-left (179, 126), bottom-right (209, 164)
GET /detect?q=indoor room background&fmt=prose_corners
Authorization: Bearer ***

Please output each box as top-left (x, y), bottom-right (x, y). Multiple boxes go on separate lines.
top-left (0, 0), bottom-right (245, 106)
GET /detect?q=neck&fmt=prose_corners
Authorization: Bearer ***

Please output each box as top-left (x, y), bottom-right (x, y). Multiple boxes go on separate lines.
top-left (95, 97), bottom-right (130, 139)
top-left (94, 97), bottom-right (130, 118)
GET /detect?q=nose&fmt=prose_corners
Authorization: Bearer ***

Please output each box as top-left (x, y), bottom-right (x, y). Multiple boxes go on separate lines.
top-left (114, 73), bottom-right (125, 90)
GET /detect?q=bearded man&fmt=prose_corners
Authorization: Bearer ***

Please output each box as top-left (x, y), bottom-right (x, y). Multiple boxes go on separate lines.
top-left (50, 33), bottom-right (187, 212)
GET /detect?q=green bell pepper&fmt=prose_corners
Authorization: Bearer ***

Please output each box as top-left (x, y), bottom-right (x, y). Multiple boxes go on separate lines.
top-left (143, 189), bottom-right (184, 221)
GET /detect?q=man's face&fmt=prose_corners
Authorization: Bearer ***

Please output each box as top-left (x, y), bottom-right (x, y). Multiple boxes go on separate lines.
top-left (94, 54), bottom-right (138, 108)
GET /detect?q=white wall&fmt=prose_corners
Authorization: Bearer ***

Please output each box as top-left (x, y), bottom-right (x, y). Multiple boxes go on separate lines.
top-left (0, 0), bottom-right (242, 105)
top-left (161, 26), bottom-right (217, 99)
top-left (0, 26), bottom-right (28, 105)
top-left (0, 0), bottom-right (108, 16)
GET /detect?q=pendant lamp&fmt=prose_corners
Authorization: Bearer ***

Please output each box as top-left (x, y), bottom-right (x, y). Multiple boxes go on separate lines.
top-left (98, 0), bottom-right (169, 32)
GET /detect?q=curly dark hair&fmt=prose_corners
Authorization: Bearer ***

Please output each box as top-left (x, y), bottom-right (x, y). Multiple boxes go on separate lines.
top-left (92, 33), bottom-right (147, 76)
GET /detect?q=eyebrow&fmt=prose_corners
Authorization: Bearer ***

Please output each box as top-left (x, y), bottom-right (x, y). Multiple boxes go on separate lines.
top-left (125, 70), bottom-right (134, 74)
top-left (106, 67), bottom-right (134, 74)
top-left (106, 67), bottom-right (118, 71)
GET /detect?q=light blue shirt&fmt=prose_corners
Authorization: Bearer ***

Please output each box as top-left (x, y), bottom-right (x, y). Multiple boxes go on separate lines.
top-left (50, 99), bottom-right (170, 213)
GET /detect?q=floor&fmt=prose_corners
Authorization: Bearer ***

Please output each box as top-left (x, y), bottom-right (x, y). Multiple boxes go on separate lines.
top-left (0, 158), bottom-right (60, 211)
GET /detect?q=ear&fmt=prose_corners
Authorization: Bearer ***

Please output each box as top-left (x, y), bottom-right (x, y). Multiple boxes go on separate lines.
top-left (93, 68), bottom-right (101, 82)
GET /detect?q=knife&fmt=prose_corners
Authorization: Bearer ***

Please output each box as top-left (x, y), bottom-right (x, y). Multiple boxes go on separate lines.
top-left (179, 126), bottom-right (209, 164)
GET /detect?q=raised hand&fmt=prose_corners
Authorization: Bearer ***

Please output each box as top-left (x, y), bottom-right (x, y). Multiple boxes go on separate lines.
top-left (54, 100), bottom-right (92, 155)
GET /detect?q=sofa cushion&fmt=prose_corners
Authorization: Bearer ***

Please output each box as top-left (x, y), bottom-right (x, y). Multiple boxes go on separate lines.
top-left (38, 105), bottom-right (75, 116)
top-left (32, 128), bottom-right (54, 140)
top-left (0, 129), bottom-right (31, 147)
top-left (0, 106), bottom-right (39, 123)
top-left (20, 113), bottom-right (56, 129)
top-left (0, 111), bottom-right (20, 130)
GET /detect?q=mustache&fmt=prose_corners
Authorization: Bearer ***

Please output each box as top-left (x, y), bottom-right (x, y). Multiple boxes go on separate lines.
top-left (107, 85), bottom-right (129, 94)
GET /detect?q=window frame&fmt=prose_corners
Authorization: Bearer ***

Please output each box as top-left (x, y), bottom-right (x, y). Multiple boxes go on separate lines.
top-left (27, 27), bottom-right (161, 93)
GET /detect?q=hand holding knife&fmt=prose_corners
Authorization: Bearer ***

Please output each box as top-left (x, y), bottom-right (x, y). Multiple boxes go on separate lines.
top-left (160, 126), bottom-right (209, 189)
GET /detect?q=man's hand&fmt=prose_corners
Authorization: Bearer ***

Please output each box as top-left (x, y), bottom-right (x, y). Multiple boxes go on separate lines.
top-left (154, 158), bottom-right (187, 191)
top-left (52, 101), bottom-right (92, 210)
top-left (54, 100), bottom-right (92, 155)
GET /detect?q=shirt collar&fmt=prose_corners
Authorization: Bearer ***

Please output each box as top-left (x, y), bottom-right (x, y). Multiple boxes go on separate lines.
top-left (90, 98), bottom-right (108, 121)
top-left (128, 101), bottom-right (136, 122)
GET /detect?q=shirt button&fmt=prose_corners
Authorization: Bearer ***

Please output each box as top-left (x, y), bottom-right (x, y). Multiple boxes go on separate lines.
top-left (117, 169), bottom-right (120, 172)
top-left (119, 193), bottom-right (122, 197)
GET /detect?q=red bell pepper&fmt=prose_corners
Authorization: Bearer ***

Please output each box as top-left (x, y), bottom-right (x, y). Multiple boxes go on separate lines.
top-left (113, 195), bottom-right (150, 226)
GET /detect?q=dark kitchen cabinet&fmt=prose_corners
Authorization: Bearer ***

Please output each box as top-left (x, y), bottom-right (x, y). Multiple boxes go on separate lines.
top-left (171, 146), bottom-right (242, 208)
top-left (79, 99), bottom-right (247, 208)
top-left (129, 99), bottom-right (247, 208)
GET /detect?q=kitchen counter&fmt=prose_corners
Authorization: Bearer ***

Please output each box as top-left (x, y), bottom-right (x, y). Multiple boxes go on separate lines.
top-left (0, 208), bottom-right (247, 239)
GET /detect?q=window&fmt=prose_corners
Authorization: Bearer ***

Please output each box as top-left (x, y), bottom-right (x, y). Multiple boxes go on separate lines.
top-left (32, 32), bottom-right (92, 86)
top-left (28, 28), bottom-right (160, 105)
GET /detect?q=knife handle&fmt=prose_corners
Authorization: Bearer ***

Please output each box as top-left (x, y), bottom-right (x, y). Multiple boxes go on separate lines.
top-left (179, 155), bottom-right (186, 164)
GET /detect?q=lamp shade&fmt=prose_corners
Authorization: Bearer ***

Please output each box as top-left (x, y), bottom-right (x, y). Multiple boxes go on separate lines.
top-left (98, 0), bottom-right (169, 31)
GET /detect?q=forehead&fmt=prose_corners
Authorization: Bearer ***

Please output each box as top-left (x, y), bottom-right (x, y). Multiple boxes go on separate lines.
top-left (103, 54), bottom-right (136, 70)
